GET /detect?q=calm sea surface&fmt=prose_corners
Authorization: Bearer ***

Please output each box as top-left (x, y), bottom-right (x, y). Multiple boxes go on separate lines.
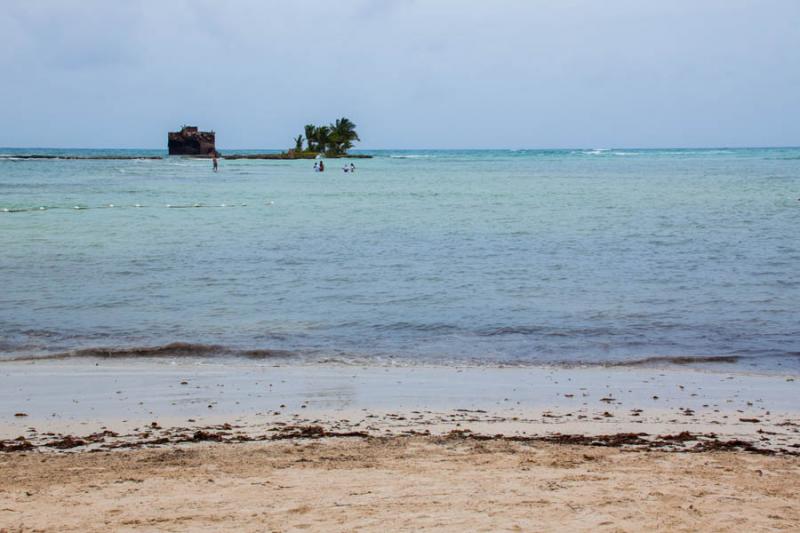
top-left (1, 148), bottom-right (798, 372)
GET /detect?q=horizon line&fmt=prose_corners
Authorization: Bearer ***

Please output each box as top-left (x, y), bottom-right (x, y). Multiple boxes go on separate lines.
top-left (1, 145), bottom-right (799, 152)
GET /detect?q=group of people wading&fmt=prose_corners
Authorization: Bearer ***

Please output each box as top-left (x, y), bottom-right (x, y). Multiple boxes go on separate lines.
top-left (210, 154), bottom-right (355, 174)
top-left (314, 161), bottom-right (356, 173)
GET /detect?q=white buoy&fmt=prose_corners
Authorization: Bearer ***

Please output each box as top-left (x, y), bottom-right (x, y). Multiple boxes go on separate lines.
top-left (39, 206), bottom-right (46, 210)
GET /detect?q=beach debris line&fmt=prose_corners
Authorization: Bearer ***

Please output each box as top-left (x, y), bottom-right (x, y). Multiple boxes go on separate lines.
top-left (2, 419), bottom-right (799, 456)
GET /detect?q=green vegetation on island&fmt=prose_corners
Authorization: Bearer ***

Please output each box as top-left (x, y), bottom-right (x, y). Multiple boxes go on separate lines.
top-left (215, 117), bottom-right (371, 160)
top-left (296, 117), bottom-right (363, 157)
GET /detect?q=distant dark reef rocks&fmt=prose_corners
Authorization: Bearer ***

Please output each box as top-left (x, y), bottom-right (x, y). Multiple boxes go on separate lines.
top-left (3, 152), bottom-right (372, 161)
top-left (222, 152), bottom-right (372, 160)
top-left (4, 155), bottom-right (163, 160)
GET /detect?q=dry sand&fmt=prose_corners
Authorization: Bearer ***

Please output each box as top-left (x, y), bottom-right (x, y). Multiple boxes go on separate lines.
top-left (2, 436), bottom-right (799, 532)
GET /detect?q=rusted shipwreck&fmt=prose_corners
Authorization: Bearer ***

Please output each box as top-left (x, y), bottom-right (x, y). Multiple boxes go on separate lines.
top-left (168, 126), bottom-right (216, 156)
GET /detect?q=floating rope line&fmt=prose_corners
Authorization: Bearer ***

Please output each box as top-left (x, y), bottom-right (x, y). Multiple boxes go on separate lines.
top-left (166, 203), bottom-right (249, 208)
top-left (2, 202), bottom-right (273, 213)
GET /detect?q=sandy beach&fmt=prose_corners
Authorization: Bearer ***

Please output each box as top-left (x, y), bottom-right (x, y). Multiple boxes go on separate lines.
top-left (1, 360), bottom-right (799, 531)
top-left (3, 436), bottom-right (799, 532)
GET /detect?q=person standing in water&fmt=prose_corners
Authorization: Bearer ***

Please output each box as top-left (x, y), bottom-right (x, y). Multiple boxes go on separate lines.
top-left (319, 160), bottom-right (325, 172)
top-left (212, 151), bottom-right (219, 172)
top-left (350, 163), bottom-right (355, 172)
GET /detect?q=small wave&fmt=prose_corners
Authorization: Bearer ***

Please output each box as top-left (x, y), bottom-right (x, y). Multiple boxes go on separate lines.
top-left (477, 325), bottom-right (617, 337)
top-left (478, 325), bottom-right (545, 337)
top-left (239, 348), bottom-right (298, 358)
top-left (608, 354), bottom-right (742, 367)
top-left (373, 321), bottom-right (461, 333)
top-left (4, 342), bottom-right (299, 361)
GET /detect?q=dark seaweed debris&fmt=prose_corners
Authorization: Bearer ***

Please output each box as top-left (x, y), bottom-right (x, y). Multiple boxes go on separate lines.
top-left (439, 429), bottom-right (792, 456)
top-left (1, 424), bottom-right (796, 456)
top-left (0, 437), bottom-right (34, 452)
top-left (270, 425), bottom-right (370, 440)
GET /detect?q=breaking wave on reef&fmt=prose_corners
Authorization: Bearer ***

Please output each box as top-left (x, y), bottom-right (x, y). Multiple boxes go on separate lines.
top-left (3, 342), bottom-right (300, 362)
top-left (606, 354), bottom-right (743, 366)
top-left (566, 352), bottom-right (800, 370)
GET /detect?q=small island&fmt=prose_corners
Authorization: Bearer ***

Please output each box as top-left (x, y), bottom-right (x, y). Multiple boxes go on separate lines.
top-left (222, 117), bottom-right (372, 160)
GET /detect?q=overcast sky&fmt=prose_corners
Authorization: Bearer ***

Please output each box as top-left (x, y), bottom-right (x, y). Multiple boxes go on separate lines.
top-left (1, 0), bottom-right (798, 149)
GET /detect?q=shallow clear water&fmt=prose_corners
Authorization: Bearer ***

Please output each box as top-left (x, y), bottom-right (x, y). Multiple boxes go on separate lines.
top-left (1, 148), bottom-right (799, 371)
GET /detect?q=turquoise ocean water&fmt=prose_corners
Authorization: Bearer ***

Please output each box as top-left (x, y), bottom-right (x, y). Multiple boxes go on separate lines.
top-left (1, 148), bottom-right (798, 372)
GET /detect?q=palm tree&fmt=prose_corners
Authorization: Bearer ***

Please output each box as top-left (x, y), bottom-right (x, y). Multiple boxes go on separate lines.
top-left (314, 125), bottom-right (331, 154)
top-left (293, 135), bottom-right (304, 151)
top-left (304, 124), bottom-right (317, 152)
top-left (328, 117), bottom-right (360, 155)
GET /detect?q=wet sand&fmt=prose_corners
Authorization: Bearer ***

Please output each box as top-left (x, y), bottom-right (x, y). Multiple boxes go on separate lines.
top-left (2, 361), bottom-right (799, 445)
top-left (1, 360), bottom-right (799, 531)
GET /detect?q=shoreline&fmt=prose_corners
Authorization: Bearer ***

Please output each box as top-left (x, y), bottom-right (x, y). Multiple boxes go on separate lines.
top-left (2, 353), bottom-right (795, 377)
